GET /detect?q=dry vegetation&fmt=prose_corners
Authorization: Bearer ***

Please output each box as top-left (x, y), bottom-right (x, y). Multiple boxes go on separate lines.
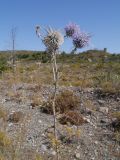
top-left (41, 90), bottom-right (80, 114)
top-left (0, 50), bottom-right (120, 159)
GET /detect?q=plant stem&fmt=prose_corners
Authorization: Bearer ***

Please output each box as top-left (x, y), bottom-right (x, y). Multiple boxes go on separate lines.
top-left (52, 51), bottom-right (59, 160)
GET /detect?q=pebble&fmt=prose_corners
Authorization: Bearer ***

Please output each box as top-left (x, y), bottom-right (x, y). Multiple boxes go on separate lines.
top-left (8, 123), bottom-right (13, 127)
top-left (75, 153), bottom-right (80, 159)
top-left (2, 99), bottom-right (6, 103)
top-left (99, 107), bottom-right (108, 113)
top-left (38, 120), bottom-right (42, 123)
top-left (94, 141), bottom-right (98, 145)
top-left (98, 100), bottom-right (105, 105)
top-left (77, 146), bottom-right (80, 149)
top-left (41, 144), bottom-right (47, 151)
top-left (51, 151), bottom-right (56, 156)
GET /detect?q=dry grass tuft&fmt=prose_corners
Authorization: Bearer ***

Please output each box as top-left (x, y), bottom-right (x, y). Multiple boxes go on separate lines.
top-left (0, 108), bottom-right (7, 121)
top-left (108, 112), bottom-right (120, 143)
top-left (0, 131), bottom-right (11, 147)
top-left (8, 111), bottom-right (24, 123)
top-left (41, 90), bottom-right (80, 114)
top-left (6, 91), bottom-right (22, 103)
top-left (30, 93), bottom-right (43, 109)
top-left (110, 112), bottom-right (120, 132)
top-left (59, 111), bottom-right (87, 125)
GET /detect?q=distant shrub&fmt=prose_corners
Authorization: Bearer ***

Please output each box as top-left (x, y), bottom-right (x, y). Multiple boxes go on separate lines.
top-left (16, 51), bottom-right (50, 63)
top-left (0, 56), bottom-right (8, 73)
top-left (71, 79), bottom-right (93, 88)
top-left (17, 53), bottom-right (29, 59)
top-left (101, 82), bottom-right (115, 93)
top-left (93, 66), bottom-right (120, 94)
top-left (100, 81), bottom-right (120, 94)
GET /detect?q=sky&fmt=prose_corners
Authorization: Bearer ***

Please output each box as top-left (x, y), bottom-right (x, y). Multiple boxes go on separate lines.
top-left (0, 0), bottom-right (120, 53)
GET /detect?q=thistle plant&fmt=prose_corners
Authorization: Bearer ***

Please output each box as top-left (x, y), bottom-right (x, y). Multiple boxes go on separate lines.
top-left (36, 23), bottom-right (91, 159)
top-left (42, 28), bottom-right (64, 141)
top-left (36, 26), bottom-right (64, 160)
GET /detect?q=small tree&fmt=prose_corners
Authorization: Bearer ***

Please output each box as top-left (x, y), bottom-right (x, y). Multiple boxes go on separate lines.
top-left (10, 27), bottom-right (17, 93)
top-left (11, 27), bottom-right (17, 68)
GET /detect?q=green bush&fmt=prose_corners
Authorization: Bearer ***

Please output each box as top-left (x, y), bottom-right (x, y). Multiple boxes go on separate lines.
top-left (0, 56), bottom-right (8, 73)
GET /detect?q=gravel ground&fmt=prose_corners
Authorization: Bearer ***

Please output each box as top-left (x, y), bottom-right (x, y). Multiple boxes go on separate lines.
top-left (0, 82), bottom-right (120, 160)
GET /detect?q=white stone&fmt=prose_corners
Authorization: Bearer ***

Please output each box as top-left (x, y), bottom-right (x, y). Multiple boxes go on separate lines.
top-left (8, 123), bottom-right (13, 127)
top-left (77, 146), bottom-right (80, 149)
top-left (98, 100), bottom-right (105, 105)
top-left (99, 107), bottom-right (108, 113)
top-left (41, 144), bottom-right (47, 151)
top-left (94, 141), bottom-right (98, 145)
top-left (38, 120), bottom-right (42, 123)
top-left (75, 153), bottom-right (80, 159)
top-left (51, 151), bottom-right (56, 156)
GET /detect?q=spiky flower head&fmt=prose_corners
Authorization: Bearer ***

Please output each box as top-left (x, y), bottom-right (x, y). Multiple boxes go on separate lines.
top-left (43, 28), bottom-right (64, 52)
top-left (64, 23), bottom-right (80, 37)
top-left (72, 32), bottom-right (90, 49)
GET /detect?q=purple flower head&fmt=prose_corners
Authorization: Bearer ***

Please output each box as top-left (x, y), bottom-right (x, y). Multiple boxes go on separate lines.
top-left (72, 32), bottom-right (90, 49)
top-left (64, 23), bottom-right (80, 37)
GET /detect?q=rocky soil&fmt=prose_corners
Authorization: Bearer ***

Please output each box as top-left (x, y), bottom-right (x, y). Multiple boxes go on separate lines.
top-left (0, 81), bottom-right (120, 160)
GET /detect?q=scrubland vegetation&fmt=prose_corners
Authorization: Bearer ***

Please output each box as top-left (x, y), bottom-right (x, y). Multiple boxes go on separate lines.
top-left (0, 49), bottom-right (120, 93)
top-left (0, 49), bottom-right (120, 159)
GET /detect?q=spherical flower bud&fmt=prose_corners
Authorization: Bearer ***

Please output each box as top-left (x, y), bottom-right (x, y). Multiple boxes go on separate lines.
top-left (72, 32), bottom-right (90, 49)
top-left (43, 30), bottom-right (64, 52)
top-left (64, 23), bottom-right (80, 37)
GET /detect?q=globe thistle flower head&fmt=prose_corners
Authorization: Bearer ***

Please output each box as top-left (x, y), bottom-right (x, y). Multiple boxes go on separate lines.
top-left (72, 32), bottom-right (90, 49)
top-left (64, 23), bottom-right (80, 37)
top-left (43, 28), bottom-right (64, 52)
